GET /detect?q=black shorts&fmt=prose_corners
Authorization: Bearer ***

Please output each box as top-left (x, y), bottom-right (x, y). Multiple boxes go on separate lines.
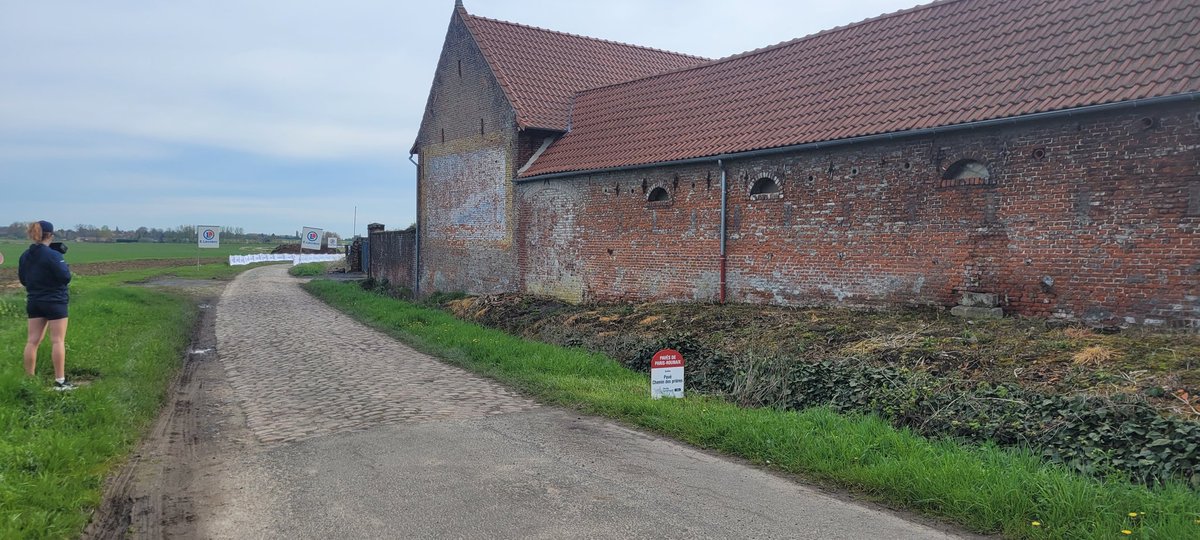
top-left (27, 301), bottom-right (68, 320)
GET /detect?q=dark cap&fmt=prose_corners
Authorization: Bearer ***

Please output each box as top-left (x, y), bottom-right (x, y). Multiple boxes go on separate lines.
top-left (38, 220), bottom-right (54, 234)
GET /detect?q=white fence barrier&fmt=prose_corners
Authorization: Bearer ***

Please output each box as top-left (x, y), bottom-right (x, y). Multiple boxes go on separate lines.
top-left (228, 254), bottom-right (344, 266)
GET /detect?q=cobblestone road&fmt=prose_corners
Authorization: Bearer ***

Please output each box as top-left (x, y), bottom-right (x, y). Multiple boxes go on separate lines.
top-left (200, 265), bottom-right (970, 539)
top-left (215, 265), bottom-right (538, 445)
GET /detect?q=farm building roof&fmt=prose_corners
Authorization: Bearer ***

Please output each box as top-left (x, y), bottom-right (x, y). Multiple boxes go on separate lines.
top-left (458, 6), bottom-right (708, 131)
top-left (520, 0), bottom-right (1200, 177)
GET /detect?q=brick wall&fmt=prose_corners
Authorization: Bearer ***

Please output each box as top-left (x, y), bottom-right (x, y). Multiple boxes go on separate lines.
top-left (516, 102), bottom-right (1200, 327)
top-left (368, 225), bottom-right (417, 290)
top-left (414, 11), bottom-right (520, 295)
top-left (346, 237), bottom-right (364, 272)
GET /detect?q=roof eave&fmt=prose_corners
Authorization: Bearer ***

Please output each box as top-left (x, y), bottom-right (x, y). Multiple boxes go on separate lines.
top-left (517, 92), bottom-right (1200, 182)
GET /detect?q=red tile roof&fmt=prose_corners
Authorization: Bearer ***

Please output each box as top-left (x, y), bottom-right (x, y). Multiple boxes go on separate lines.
top-left (460, 8), bottom-right (707, 131)
top-left (521, 0), bottom-right (1200, 177)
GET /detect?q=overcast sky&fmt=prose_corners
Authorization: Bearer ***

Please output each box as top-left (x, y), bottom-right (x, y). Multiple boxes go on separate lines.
top-left (0, 0), bottom-right (919, 237)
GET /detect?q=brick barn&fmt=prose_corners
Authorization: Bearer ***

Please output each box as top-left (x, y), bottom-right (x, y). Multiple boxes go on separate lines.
top-left (409, 0), bottom-right (1200, 328)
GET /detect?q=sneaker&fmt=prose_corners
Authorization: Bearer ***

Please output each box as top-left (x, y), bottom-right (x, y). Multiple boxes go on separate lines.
top-left (53, 380), bottom-right (76, 392)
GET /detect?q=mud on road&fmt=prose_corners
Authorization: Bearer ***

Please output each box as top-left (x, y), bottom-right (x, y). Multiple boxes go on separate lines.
top-left (83, 280), bottom-right (254, 540)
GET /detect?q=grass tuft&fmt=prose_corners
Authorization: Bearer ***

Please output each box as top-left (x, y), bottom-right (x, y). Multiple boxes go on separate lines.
top-left (1074, 345), bottom-right (1120, 365)
top-left (288, 262), bottom-right (329, 277)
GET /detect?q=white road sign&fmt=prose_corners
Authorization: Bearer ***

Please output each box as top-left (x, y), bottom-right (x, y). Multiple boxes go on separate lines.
top-left (198, 226), bottom-right (221, 249)
top-left (327, 236), bottom-right (339, 249)
top-left (650, 349), bottom-right (685, 399)
top-left (301, 227), bottom-right (323, 250)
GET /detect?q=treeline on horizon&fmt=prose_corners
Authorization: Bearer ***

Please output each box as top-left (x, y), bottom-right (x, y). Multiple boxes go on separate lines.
top-left (0, 222), bottom-right (302, 243)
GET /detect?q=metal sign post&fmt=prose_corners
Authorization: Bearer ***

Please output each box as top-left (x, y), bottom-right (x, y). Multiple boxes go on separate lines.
top-left (197, 225), bottom-right (221, 269)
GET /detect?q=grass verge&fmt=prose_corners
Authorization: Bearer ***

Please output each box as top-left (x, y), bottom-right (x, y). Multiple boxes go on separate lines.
top-left (288, 262), bottom-right (329, 277)
top-left (0, 263), bottom-right (242, 538)
top-left (304, 280), bottom-right (1200, 539)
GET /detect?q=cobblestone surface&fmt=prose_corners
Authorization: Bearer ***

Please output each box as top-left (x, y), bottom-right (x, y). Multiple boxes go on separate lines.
top-left (215, 265), bottom-right (538, 445)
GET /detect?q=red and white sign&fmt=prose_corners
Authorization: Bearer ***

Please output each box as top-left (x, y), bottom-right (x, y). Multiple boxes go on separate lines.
top-left (651, 349), bottom-right (685, 399)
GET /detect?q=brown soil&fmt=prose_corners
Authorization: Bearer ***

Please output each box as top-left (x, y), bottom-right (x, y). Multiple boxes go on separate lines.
top-left (445, 294), bottom-right (1200, 420)
top-left (270, 243), bottom-right (340, 254)
top-left (82, 280), bottom-right (255, 540)
top-left (0, 259), bottom-right (228, 291)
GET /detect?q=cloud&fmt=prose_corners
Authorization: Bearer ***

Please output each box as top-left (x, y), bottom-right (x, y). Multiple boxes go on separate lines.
top-left (0, 1), bottom-right (432, 161)
top-left (0, 0), bottom-right (919, 234)
top-left (0, 140), bottom-right (172, 161)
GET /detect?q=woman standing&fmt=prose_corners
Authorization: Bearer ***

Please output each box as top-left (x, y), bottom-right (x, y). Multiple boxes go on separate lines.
top-left (18, 221), bottom-right (73, 391)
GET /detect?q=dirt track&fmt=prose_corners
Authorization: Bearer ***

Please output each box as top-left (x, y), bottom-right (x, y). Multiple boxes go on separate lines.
top-left (83, 279), bottom-right (254, 540)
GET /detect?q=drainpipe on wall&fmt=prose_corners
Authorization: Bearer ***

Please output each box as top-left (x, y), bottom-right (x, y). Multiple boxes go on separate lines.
top-left (409, 152), bottom-right (421, 297)
top-left (718, 159), bottom-right (728, 304)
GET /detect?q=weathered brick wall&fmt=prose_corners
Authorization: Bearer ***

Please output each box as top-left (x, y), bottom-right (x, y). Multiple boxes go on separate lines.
top-left (517, 102), bottom-right (1200, 327)
top-left (414, 11), bottom-right (519, 295)
top-left (346, 237), bottom-right (364, 272)
top-left (368, 227), bottom-right (416, 290)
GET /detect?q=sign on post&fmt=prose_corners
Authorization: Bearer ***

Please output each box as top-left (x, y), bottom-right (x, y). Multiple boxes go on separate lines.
top-left (198, 226), bottom-right (221, 249)
top-left (301, 227), bottom-right (323, 250)
top-left (327, 236), bottom-right (339, 249)
top-left (650, 349), bottom-right (685, 399)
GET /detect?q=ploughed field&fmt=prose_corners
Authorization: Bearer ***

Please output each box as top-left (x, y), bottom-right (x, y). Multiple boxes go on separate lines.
top-left (0, 241), bottom-right (277, 290)
top-left (0, 240), bottom-right (276, 266)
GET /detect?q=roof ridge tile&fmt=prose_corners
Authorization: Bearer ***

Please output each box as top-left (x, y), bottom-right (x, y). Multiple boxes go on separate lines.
top-left (462, 12), bottom-right (708, 62)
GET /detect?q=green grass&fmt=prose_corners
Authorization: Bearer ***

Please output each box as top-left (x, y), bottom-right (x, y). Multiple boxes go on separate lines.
top-left (0, 263), bottom-right (242, 538)
top-left (288, 262), bottom-right (329, 277)
top-left (305, 279), bottom-right (1200, 540)
top-left (0, 239), bottom-right (276, 266)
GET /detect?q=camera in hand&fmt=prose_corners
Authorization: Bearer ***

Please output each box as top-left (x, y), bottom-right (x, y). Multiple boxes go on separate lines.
top-left (49, 242), bottom-right (68, 254)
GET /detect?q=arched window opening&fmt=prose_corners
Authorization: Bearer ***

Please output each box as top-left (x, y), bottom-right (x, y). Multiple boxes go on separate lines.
top-left (647, 187), bottom-right (669, 202)
top-left (943, 159), bottom-right (990, 181)
top-left (750, 177), bottom-right (781, 195)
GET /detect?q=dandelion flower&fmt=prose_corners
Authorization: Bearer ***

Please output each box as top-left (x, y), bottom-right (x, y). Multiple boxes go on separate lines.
top-left (1031, 521), bottom-right (1041, 527)
top-left (1129, 512), bottom-right (1139, 517)
top-left (1121, 530), bottom-right (1132, 535)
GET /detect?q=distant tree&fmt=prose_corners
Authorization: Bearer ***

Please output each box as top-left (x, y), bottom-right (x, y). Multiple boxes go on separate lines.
top-left (75, 224), bottom-right (96, 238)
top-left (6, 222), bottom-right (23, 238)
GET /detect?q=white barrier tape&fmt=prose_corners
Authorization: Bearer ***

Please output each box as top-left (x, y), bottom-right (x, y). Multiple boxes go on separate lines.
top-left (228, 254), bottom-right (344, 266)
